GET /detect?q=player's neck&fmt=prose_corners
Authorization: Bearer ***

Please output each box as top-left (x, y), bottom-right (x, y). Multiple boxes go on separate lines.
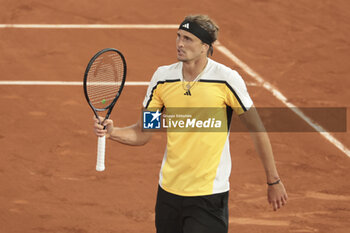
top-left (182, 57), bottom-right (208, 82)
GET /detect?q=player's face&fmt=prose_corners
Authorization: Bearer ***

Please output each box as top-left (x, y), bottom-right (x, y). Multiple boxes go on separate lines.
top-left (176, 30), bottom-right (208, 62)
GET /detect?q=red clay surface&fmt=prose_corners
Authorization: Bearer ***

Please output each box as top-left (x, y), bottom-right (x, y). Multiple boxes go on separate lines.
top-left (0, 1), bottom-right (349, 233)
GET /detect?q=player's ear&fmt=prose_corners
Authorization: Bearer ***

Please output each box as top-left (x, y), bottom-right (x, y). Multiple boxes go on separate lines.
top-left (201, 43), bottom-right (209, 54)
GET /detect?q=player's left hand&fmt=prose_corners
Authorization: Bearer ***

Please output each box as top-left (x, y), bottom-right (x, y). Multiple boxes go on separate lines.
top-left (267, 181), bottom-right (288, 211)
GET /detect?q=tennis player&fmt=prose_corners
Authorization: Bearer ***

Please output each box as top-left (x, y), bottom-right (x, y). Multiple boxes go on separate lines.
top-left (94, 14), bottom-right (288, 233)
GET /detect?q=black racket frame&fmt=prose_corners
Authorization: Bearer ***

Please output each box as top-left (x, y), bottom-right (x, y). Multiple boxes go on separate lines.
top-left (83, 48), bottom-right (127, 124)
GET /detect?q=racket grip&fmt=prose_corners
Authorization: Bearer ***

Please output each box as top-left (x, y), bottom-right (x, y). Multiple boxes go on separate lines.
top-left (96, 135), bottom-right (106, 171)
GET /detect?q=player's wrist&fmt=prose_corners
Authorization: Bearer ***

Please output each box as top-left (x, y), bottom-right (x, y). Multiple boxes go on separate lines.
top-left (267, 179), bottom-right (281, 186)
top-left (266, 175), bottom-right (280, 185)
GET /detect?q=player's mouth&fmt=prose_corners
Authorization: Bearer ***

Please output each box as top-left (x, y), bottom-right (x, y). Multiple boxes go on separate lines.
top-left (177, 49), bottom-right (185, 56)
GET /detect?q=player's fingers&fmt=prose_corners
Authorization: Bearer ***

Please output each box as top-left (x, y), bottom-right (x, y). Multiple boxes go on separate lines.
top-left (281, 195), bottom-right (288, 205)
top-left (95, 128), bottom-right (107, 136)
top-left (93, 116), bottom-right (106, 125)
top-left (95, 126), bottom-right (106, 132)
top-left (93, 115), bottom-right (104, 122)
top-left (276, 200), bottom-right (281, 209)
top-left (281, 197), bottom-right (286, 206)
top-left (272, 201), bottom-right (278, 211)
top-left (98, 116), bottom-right (105, 124)
top-left (95, 131), bottom-right (103, 137)
top-left (103, 119), bottom-right (113, 127)
top-left (94, 122), bottom-right (104, 129)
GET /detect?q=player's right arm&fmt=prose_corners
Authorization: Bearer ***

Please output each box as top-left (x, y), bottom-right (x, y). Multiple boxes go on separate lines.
top-left (93, 116), bottom-right (152, 146)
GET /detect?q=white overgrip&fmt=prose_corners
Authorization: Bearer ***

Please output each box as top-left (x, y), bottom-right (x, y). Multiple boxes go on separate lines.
top-left (96, 135), bottom-right (106, 171)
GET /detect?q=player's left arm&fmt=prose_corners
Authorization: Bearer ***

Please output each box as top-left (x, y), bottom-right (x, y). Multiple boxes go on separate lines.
top-left (239, 106), bottom-right (288, 211)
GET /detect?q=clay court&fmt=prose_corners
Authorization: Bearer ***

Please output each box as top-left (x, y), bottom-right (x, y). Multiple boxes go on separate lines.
top-left (0, 0), bottom-right (349, 232)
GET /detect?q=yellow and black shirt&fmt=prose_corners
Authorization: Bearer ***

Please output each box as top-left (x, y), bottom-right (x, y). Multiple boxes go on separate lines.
top-left (143, 58), bottom-right (253, 196)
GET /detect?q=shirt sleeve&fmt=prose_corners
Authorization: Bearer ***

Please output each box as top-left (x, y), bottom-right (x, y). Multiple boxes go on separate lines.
top-left (225, 70), bottom-right (253, 115)
top-left (143, 68), bottom-right (164, 109)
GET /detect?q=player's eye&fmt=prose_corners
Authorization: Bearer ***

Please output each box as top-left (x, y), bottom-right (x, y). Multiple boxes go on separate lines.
top-left (184, 36), bottom-right (191, 41)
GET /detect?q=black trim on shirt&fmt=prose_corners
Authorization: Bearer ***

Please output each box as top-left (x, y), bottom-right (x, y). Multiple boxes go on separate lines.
top-left (226, 105), bottom-right (233, 131)
top-left (199, 79), bottom-right (247, 111)
top-left (145, 79), bottom-right (181, 109)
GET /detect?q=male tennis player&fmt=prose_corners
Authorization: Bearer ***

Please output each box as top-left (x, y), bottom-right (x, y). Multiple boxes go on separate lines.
top-left (94, 14), bottom-right (288, 233)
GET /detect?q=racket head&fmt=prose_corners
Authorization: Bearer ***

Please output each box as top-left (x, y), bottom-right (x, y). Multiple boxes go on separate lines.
top-left (83, 48), bottom-right (127, 119)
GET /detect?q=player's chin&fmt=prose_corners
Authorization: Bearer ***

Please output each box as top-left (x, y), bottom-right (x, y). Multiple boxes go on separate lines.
top-left (177, 55), bottom-right (187, 62)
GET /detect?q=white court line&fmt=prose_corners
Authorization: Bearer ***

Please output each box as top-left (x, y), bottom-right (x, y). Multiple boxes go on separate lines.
top-left (0, 81), bottom-right (257, 86)
top-left (0, 24), bottom-right (178, 29)
top-left (215, 41), bottom-right (350, 158)
top-left (0, 81), bottom-right (149, 86)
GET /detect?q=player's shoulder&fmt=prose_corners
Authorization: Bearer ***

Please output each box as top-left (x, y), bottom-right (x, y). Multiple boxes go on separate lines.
top-left (205, 59), bottom-right (243, 82)
top-left (152, 62), bottom-right (182, 82)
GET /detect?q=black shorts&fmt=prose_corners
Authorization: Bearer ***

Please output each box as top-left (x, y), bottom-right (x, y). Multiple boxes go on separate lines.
top-left (155, 185), bottom-right (229, 233)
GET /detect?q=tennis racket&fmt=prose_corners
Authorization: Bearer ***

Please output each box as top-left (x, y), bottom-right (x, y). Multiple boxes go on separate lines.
top-left (83, 48), bottom-right (126, 171)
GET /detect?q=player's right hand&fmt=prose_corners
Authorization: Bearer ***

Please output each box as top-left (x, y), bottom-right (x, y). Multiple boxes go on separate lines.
top-left (93, 116), bottom-right (114, 138)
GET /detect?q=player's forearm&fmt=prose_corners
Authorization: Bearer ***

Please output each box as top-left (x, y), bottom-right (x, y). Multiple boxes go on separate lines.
top-left (239, 108), bottom-right (280, 182)
top-left (250, 132), bottom-right (280, 182)
top-left (107, 123), bottom-right (151, 146)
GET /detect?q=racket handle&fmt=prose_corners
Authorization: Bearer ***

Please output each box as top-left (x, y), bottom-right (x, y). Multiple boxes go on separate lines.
top-left (96, 135), bottom-right (106, 171)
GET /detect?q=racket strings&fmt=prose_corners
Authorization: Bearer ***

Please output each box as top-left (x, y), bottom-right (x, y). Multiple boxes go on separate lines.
top-left (86, 52), bottom-right (124, 109)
